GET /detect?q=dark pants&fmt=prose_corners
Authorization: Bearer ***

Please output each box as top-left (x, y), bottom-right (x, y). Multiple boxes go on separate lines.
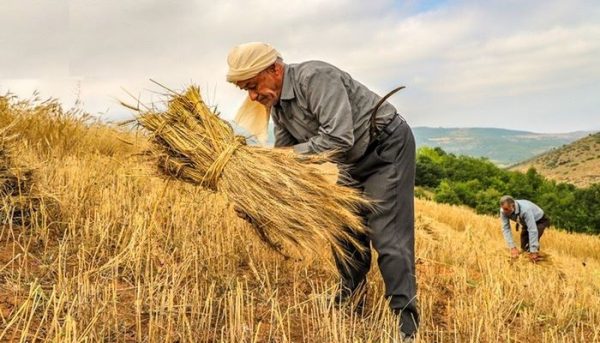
top-left (520, 215), bottom-right (551, 252)
top-left (334, 116), bottom-right (419, 336)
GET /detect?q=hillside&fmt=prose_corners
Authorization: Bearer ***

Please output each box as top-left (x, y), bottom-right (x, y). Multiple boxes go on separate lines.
top-left (1, 95), bottom-right (599, 342)
top-left (511, 132), bottom-right (600, 187)
top-left (411, 127), bottom-right (590, 167)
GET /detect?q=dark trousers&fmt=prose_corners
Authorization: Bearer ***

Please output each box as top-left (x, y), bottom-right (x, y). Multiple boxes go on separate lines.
top-left (520, 215), bottom-right (551, 252)
top-left (334, 116), bottom-right (419, 336)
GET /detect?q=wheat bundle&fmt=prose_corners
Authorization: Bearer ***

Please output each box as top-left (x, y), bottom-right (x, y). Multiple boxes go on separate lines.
top-left (0, 128), bottom-right (43, 225)
top-left (127, 85), bottom-right (369, 265)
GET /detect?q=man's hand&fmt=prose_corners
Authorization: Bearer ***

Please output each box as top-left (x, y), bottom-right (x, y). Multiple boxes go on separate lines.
top-left (528, 252), bottom-right (540, 262)
top-left (510, 247), bottom-right (520, 259)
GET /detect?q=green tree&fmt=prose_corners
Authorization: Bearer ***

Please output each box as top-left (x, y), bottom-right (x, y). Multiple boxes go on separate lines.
top-left (434, 180), bottom-right (460, 205)
top-left (416, 154), bottom-right (445, 188)
top-left (475, 188), bottom-right (503, 215)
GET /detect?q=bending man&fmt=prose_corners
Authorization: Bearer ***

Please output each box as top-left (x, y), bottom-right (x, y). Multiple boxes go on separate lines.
top-left (226, 42), bottom-right (419, 338)
top-left (500, 195), bottom-right (551, 262)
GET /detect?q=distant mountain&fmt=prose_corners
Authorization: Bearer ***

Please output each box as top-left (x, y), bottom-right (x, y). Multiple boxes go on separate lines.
top-left (510, 132), bottom-right (600, 187)
top-left (233, 122), bottom-right (591, 167)
top-left (411, 127), bottom-right (591, 167)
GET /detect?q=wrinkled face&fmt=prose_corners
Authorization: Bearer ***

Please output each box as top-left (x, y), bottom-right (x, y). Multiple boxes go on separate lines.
top-left (501, 202), bottom-right (515, 215)
top-left (235, 63), bottom-right (283, 108)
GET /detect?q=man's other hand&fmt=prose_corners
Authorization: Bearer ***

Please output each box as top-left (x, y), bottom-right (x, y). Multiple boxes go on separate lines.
top-left (510, 247), bottom-right (520, 258)
top-left (528, 252), bottom-right (540, 262)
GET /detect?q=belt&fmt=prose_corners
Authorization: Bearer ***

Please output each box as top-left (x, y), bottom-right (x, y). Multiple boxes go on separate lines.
top-left (369, 85), bottom-right (406, 139)
top-left (371, 113), bottom-right (404, 144)
top-left (354, 113), bottom-right (404, 166)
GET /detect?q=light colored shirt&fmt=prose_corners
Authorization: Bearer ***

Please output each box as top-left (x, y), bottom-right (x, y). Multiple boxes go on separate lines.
top-left (500, 199), bottom-right (545, 252)
top-left (271, 61), bottom-right (397, 164)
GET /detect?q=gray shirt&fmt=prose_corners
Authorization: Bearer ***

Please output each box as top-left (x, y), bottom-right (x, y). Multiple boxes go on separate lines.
top-left (270, 61), bottom-right (397, 164)
top-left (500, 199), bottom-right (545, 252)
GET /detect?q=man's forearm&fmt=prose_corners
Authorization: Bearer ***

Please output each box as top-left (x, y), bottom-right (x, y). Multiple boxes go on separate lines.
top-left (502, 228), bottom-right (516, 248)
top-left (501, 216), bottom-right (515, 248)
top-left (293, 135), bottom-right (353, 159)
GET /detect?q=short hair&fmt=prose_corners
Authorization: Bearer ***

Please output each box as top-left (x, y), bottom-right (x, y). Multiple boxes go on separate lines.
top-left (267, 57), bottom-right (284, 71)
top-left (499, 195), bottom-right (515, 206)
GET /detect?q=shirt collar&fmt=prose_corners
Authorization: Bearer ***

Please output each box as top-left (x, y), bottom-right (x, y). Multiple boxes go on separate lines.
top-left (279, 64), bottom-right (295, 102)
top-left (514, 201), bottom-right (520, 215)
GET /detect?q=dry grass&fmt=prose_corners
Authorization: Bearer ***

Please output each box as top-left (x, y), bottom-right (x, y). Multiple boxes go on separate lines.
top-left (0, 93), bottom-right (598, 342)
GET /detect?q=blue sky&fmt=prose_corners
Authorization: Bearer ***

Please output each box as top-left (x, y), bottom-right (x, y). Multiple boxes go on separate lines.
top-left (1, 0), bottom-right (599, 133)
top-left (410, 0), bottom-right (448, 13)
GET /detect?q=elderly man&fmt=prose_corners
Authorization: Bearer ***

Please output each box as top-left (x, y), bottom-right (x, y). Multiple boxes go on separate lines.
top-left (500, 195), bottom-right (551, 262)
top-left (226, 42), bottom-right (419, 338)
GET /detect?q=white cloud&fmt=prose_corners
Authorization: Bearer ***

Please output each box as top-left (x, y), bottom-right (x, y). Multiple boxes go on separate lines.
top-left (1, 0), bottom-right (599, 132)
top-left (0, 0), bottom-right (69, 78)
top-left (435, 25), bottom-right (600, 95)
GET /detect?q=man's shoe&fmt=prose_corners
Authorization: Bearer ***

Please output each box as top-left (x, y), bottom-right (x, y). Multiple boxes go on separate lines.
top-left (396, 309), bottom-right (418, 342)
top-left (329, 286), bottom-right (353, 305)
top-left (328, 283), bottom-right (367, 314)
top-left (400, 332), bottom-right (415, 342)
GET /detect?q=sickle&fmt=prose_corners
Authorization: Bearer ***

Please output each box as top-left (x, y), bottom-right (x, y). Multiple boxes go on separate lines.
top-left (370, 85), bottom-right (406, 139)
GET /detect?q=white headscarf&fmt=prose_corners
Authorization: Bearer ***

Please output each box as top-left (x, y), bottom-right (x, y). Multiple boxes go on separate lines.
top-left (226, 42), bottom-right (281, 82)
top-left (233, 95), bottom-right (269, 145)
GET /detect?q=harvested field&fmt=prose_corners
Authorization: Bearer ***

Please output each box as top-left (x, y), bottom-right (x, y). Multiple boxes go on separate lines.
top-left (0, 94), bottom-right (598, 342)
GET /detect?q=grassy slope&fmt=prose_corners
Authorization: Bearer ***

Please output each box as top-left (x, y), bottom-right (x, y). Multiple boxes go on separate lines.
top-left (1, 96), bottom-right (599, 342)
top-left (511, 132), bottom-right (600, 187)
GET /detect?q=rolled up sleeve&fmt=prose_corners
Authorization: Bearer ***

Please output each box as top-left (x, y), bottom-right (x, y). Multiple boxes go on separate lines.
top-left (293, 71), bottom-right (354, 156)
top-left (501, 211), bottom-right (516, 248)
